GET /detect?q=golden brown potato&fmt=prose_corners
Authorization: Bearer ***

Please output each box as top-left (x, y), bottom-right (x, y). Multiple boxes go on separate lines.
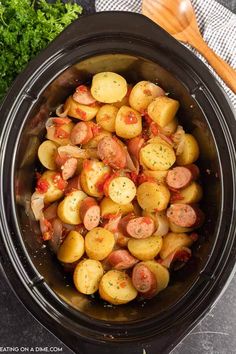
top-left (160, 232), bottom-right (193, 259)
top-left (169, 221), bottom-right (195, 233)
top-left (96, 105), bottom-right (118, 132)
top-left (144, 261), bottom-right (170, 293)
top-left (159, 117), bottom-right (178, 136)
top-left (39, 170), bottom-right (64, 204)
top-left (128, 235), bottom-right (163, 261)
top-left (99, 270), bottom-right (137, 304)
top-left (137, 182), bottom-right (170, 211)
top-left (38, 140), bottom-right (58, 170)
top-left (80, 160), bottom-right (111, 197)
top-left (176, 134), bottom-right (200, 165)
top-left (115, 106), bottom-right (142, 139)
top-left (91, 72), bottom-right (128, 103)
top-left (57, 231), bottom-right (85, 263)
top-left (140, 143), bottom-right (176, 171)
top-left (57, 190), bottom-right (87, 224)
top-left (143, 170), bottom-right (168, 184)
top-left (64, 96), bottom-right (100, 121)
top-left (85, 227), bottom-right (115, 260)
top-left (73, 259), bottom-right (104, 295)
top-left (108, 176), bottom-right (136, 205)
top-left (173, 182), bottom-right (203, 204)
top-left (129, 81), bottom-right (165, 112)
top-left (46, 122), bottom-right (74, 146)
top-left (100, 197), bottom-right (134, 217)
top-left (147, 96), bottom-right (180, 127)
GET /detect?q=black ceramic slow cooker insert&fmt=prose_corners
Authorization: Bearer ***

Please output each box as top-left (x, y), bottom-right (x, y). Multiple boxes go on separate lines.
top-left (0, 12), bottom-right (236, 354)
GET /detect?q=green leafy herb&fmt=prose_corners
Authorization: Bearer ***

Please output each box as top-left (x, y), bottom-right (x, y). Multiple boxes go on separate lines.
top-left (0, 0), bottom-right (83, 101)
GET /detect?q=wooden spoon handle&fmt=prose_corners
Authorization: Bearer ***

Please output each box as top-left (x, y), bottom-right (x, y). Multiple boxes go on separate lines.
top-left (191, 35), bottom-right (236, 94)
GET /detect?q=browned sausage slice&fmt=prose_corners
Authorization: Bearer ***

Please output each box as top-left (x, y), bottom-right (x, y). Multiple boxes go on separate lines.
top-left (132, 263), bottom-right (157, 295)
top-left (167, 204), bottom-right (203, 228)
top-left (80, 197), bottom-right (100, 230)
top-left (127, 136), bottom-right (144, 161)
top-left (73, 85), bottom-right (96, 105)
top-left (107, 250), bottom-right (138, 270)
top-left (166, 165), bottom-right (199, 190)
top-left (70, 122), bottom-right (94, 145)
top-left (61, 157), bottom-right (78, 180)
top-left (126, 216), bottom-right (155, 239)
top-left (97, 136), bottom-right (127, 169)
top-left (64, 175), bottom-right (81, 194)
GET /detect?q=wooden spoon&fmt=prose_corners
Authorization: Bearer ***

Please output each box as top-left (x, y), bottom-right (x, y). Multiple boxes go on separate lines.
top-left (142, 0), bottom-right (236, 94)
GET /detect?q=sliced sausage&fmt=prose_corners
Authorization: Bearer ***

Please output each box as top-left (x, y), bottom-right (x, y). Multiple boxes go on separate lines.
top-left (55, 152), bottom-right (69, 167)
top-left (159, 247), bottom-right (191, 270)
top-left (64, 175), bottom-right (81, 194)
top-left (132, 263), bottom-right (157, 296)
top-left (166, 165), bottom-right (199, 190)
top-left (61, 157), bottom-right (78, 180)
top-left (107, 250), bottom-right (138, 270)
top-left (97, 136), bottom-right (127, 169)
top-left (166, 204), bottom-right (203, 228)
top-left (127, 136), bottom-right (144, 161)
top-left (126, 216), bottom-right (155, 239)
top-left (80, 197), bottom-right (100, 230)
top-left (70, 121), bottom-right (94, 145)
top-left (73, 85), bottom-right (96, 105)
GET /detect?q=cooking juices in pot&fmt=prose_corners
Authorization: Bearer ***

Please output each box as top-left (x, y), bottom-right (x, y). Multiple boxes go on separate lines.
top-left (31, 72), bottom-right (204, 305)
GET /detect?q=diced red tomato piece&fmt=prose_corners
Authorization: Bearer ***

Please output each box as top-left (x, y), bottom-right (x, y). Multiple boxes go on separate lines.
top-left (75, 108), bottom-right (87, 120)
top-left (36, 178), bottom-right (49, 194)
top-left (52, 117), bottom-right (71, 125)
top-left (54, 127), bottom-right (69, 139)
top-left (53, 173), bottom-right (67, 190)
top-left (124, 111), bottom-right (138, 124)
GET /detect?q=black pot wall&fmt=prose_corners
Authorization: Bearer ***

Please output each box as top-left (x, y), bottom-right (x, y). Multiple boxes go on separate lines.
top-left (0, 12), bottom-right (236, 354)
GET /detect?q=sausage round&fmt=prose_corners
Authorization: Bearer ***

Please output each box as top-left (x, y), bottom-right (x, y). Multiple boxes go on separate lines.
top-left (166, 164), bottom-right (199, 190)
top-left (126, 216), bottom-right (155, 239)
top-left (73, 85), bottom-right (96, 105)
top-left (97, 136), bottom-right (127, 169)
top-left (64, 175), bottom-right (81, 194)
top-left (70, 121), bottom-right (94, 145)
top-left (107, 250), bottom-right (138, 270)
top-left (127, 136), bottom-right (144, 161)
top-left (132, 263), bottom-right (157, 295)
top-left (80, 197), bottom-right (100, 230)
top-left (166, 204), bottom-right (203, 228)
top-left (61, 157), bottom-right (78, 180)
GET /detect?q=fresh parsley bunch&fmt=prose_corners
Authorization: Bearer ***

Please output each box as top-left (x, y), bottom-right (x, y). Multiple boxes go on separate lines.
top-left (0, 0), bottom-right (83, 102)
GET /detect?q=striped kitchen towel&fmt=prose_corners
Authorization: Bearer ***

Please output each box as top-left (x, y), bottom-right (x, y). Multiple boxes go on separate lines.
top-left (95, 0), bottom-right (236, 111)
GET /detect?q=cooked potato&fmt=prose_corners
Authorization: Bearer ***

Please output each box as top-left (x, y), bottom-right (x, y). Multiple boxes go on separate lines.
top-left (147, 96), bottom-right (180, 127)
top-left (64, 96), bottom-right (99, 121)
top-left (159, 117), bottom-right (178, 136)
top-left (143, 170), bottom-right (168, 184)
top-left (85, 227), bottom-right (115, 260)
top-left (83, 130), bottom-right (111, 149)
top-left (137, 182), bottom-right (170, 211)
top-left (73, 259), bottom-right (104, 295)
top-left (160, 232), bottom-right (193, 259)
top-left (39, 170), bottom-right (64, 203)
top-left (46, 122), bottom-right (74, 146)
top-left (173, 182), bottom-right (203, 204)
top-left (115, 106), bottom-right (142, 139)
top-left (100, 197), bottom-right (134, 217)
top-left (91, 72), bottom-right (128, 104)
top-left (96, 105), bottom-right (118, 132)
top-left (140, 143), bottom-right (176, 171)
top-left (176, 134), bottom-right (200, 165)
top-left (113, 87), bottom-right (131, 108)
top-left (57, 231), bottom-right (84, 263)
top-left (57, 190), bottom-right (87, 224)
top-left (129, 81), bottom-right (165, 112)
top-left (128, 235), bottom-right (163, 261)
top-left (99, 270), bottom-right (137, 305)
top-left (80, 160), bottom-right (111, 197)
top-left (108, 176), bottom-right (136, 205)
top-left (169, 221), bottom-right (195, 233)
top-left (38, 141), bottom-right (58, 170)
top-left (144, 261), bottom-right (170, 293)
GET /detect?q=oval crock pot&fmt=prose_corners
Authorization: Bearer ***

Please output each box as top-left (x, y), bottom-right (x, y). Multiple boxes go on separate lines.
top-left (0, 12), bottom-right (236, 354)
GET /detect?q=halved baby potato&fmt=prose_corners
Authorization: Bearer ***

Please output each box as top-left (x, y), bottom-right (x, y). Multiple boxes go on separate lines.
top-left (100, 197), bottom-right (134, 217)
top-left (38, 140), bottom-right (58, 170)
top-left (73, 259), bottom-right (104, 295)
top-left (85, 227), bottom-right (115, 260)
top-left (46, 121), bottom-right (74, 146)
top-left (108, 176), bottom-right (136, 205)
top-left (128, 235), bottom-right (163, 261)
top-left (80, 160), bottom-right (111, 197)
top-left (129, 81), bottom-right (165, 112)
top-left (115, 106), bottom-right (142, 139)
top-left (96, 104), bottom-right (118, 132)
top-left (57, 231), bottom-right (84, 263)
top-left (169, 221), bottom-right (195, 233)
top-left (64, 96), bottom-right (100, 121)
top-left (140, 143), bottom-right (176, 171)
top-left (99, 270), bottom-right (138, 305)
top-left (147, 96), bottom-right (180, 127)
top-left (57, 190), bottom-right (87, 224)
top-left (91, 72), bottom-right (128, 104)
top-left (173, 182), bottom-right (203, 204)
top-left (176, 134), bottom-right (200, 165)
top-left (137, 182), bottom-right (170, 211)
top-left (39, 170), bottom-right (64, 204)
top-left (160, 232), bottom-right (193, 259)
top-left (159, 117), bottom-right (178, 136)
top-left (143, 170), bottom-right (168, 184)
top-left (143, 261), bottom-right (170, 293)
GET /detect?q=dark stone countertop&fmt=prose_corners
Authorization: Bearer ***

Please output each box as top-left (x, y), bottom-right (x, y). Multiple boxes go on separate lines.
top-left (1, 1), bottom-right (236, 353)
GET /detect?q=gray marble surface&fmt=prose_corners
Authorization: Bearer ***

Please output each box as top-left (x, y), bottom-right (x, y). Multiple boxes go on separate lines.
top-left (1, 1), bottom-right (236, 353)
